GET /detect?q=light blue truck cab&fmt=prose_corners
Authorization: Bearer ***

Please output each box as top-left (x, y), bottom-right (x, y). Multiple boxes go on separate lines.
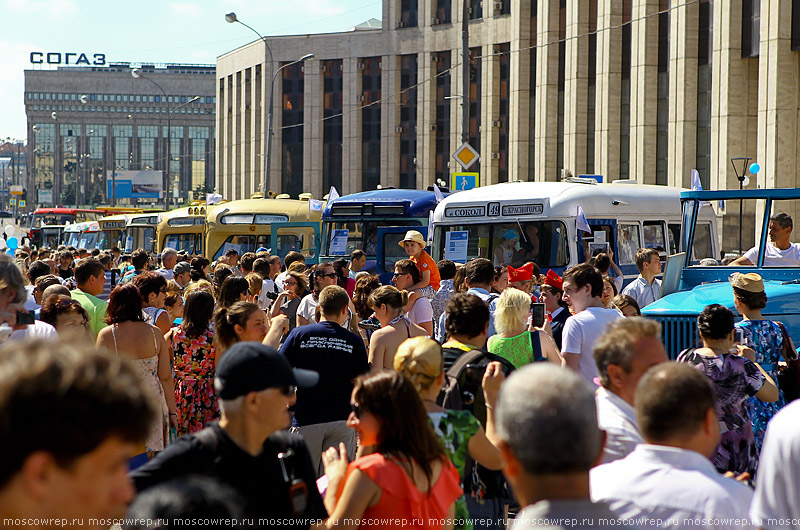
top-left (321, 188), bottom-right (447, 284)
top-left (642, 187), bottom-right (800, 358)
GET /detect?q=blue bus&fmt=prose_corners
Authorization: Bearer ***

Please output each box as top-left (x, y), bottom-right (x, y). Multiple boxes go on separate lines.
top-left (321, 189), bottom-right (445, 284)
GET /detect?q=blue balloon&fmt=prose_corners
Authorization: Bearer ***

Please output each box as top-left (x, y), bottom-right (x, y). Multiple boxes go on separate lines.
top-left (749, 162), bottom-right (761, 174)
top-left (5, 249), bottom-right (13, 256)
top-left (6, 237), bottom-right (17, 250)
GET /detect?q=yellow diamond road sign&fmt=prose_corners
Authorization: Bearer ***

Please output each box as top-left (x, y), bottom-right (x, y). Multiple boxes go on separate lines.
top-left (453, 142), bottom-right (480, 170)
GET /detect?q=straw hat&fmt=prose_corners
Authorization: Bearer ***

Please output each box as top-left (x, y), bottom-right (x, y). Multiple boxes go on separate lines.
top-left (729, 272), bottom-right (764, 293)
top-left (398, 230), bottom-right (426, 248)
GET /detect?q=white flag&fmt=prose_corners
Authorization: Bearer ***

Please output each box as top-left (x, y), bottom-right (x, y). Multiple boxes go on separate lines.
top-left (308, 199), bottom-right (324, 212)
top-left (328, 186), bottom-right (340, 202)
top-left (427, 211), bottom-right (435, 246)
top-left (434, 185), bottom-right (445, 204)
top-left (576, 204), bottom-right (592, 234)
top-left (206, 193), bottom-right (223, 205)
top-left (691, 169), bottom-right (702, 191)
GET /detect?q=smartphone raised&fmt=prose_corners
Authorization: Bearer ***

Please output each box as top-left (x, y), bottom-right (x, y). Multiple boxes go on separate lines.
top-left (16, 310), bottom-right (35, 326)
top-left (530, 302), bottom-right (546, 328)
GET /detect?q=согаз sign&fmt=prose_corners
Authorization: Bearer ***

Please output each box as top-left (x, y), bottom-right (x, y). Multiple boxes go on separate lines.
top-left (30, 52), bottom-right (106, 66)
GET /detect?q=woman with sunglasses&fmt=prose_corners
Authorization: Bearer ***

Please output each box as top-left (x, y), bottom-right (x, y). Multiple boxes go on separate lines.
top-left (133, 271), bottom-right (172, 336)
top-left (269, 269), bottom-right (309, 336)
top-left (296, 263), bottom-right (340, 327)
top-left (393, 259), bottom-right (434, 336)
top-left (39, 294), bottom-right (91, 344)
top-left (366, 285), bottom-right (426, 373)
top-left (97, 283), bottom-right (177, 453)
top-left (322, 370), bottom-right (462, 530)
top-left (166, 290), bottom-right (219, 437)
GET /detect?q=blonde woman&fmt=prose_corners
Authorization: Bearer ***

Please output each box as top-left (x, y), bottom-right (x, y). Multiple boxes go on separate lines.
top-left (394, 337), bottom-right (504, 530)
top-left (487, 287), bottom-right (560, 368)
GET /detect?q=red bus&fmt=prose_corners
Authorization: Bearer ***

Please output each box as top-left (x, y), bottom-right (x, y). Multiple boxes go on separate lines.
top-left (29, 208), bottom-right (105, 248)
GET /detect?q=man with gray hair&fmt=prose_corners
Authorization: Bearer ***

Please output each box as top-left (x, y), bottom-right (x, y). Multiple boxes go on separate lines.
top-left (593, 317), bottom-right (667, 464)
top-left (157, 247), bottom-right (178, 280)
top-left (131, 342), bottom-right (326, 528)
top-left (590, 363), bottom-right (754, 528)
top-left (496, 364), bottom-right (622, 529)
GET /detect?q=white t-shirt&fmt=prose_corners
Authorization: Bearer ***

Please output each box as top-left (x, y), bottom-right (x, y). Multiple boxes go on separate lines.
top-left (750, 400), bottom-right (800, 530)
top-left (274, 271), bottom-right (289, 291)
top-left (258, 278), bottom-right (276, 309)
top-left (743, 242), bottom-right (800, 267)
top-left (24, 285), bottom-right (41, 312)
top-left (296, 293), bottom-right (318, 325)
top-left (157, 268), bottom-right (174, 280)
top-left (595, 388), bottom-right (644, 464)
top-left (9, 320), bottom-right (57, 342)
top-left (561, 306), bottom-right (622, 385)
top-left (406, 295), bottom-right (433, 327)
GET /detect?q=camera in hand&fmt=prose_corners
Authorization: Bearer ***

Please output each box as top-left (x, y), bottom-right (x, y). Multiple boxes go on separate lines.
top-left (358, 318), bottom-right (382, 331)
top-left (16, 311), bottom-right (35, 326)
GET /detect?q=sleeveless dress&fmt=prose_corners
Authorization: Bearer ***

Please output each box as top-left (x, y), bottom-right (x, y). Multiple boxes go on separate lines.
top-left (170, 325), bottom-right (219, 437)
top-left (143, 306), bottom-right (167, 327)
top-left (112, 324), bottom-right (169, 452)
top-left (735, 319), bottom-right (787, 452)
top-left (338, 453), bottom-right (462, 530)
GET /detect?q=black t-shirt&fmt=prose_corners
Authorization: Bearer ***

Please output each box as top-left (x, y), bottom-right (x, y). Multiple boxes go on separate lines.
top-left (57, 266), bottom-right (73, 279)
top-left (280, 321), bottom-right (369, 426)
top-left (131, 425), bottom-right (327, 528)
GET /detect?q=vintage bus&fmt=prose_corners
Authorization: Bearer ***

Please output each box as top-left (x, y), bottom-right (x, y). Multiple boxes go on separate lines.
top-left (62, 220), bottom-right (101, 250)
top-left (123, 212), bottom-right (162, 254)
top-left (29, 208), bottom-right (105, 248)
top-left (321, 188), bottom-right (445, 283)
top-left (156, 205), bottom-right (207, 255)
top-left (431, 179), bottom-right (720, 281)
top-left (205, 198), bottom-right (322, 262)
top-left (97, 214), bottom-right (129, 251)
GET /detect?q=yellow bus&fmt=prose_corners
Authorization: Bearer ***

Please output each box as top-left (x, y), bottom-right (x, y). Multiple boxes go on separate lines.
top-left (123, 212), bottom-right (162, 254)
top-left (97, 214), bottom-right (128, 250)
top-left (205, 198), bottom-right (323, 262)
top-left (157, 205), bottom-right (206, 255)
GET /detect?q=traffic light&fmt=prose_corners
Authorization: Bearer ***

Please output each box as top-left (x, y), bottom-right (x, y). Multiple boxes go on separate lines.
top-left (21, 190), bottom-right (26, 201)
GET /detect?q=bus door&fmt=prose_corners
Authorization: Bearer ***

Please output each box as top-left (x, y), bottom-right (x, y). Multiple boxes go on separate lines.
top-left (271, 222), bottom-right (320, 264)
top-left (376, 226), bottom-right (428, 285)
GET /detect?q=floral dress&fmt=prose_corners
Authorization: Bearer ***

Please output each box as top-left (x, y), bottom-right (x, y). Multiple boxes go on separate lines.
top-left (677, 348), bottom-right (765, 476)
top-left (170, 326), bottom-right (219, 437)
top-left (735, 319), bottom-right (787, 452)
top-left (429, 410), bottom-right (481, 530)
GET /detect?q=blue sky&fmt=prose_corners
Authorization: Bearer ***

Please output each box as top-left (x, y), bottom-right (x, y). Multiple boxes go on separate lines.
top-left (0, 0), bottom-right (383, 139)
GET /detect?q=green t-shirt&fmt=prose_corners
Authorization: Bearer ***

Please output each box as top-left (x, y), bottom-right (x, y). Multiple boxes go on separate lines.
top-left (70, 289), bottom-right (109, 340)
top-left (487, 331), bottom-right (536, 369)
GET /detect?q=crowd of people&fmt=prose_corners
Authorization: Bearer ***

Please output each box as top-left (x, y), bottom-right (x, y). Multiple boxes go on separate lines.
top-left (0, 230), bottom-right (798, 530)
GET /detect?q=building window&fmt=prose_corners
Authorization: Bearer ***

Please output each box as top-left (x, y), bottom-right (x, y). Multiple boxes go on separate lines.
top-left (399, 54), bottom-right (418, 188)
top-left (323, 59), bottom-right (343, 193)
top-left (434, 51), bottom-right (451, 186)
top-left (400, 0), bottom-right (418, 27)
top-left (497, 43), bottom-right (510, 183)
top-left (587, 0), bottom-right (597, 174)
top-left (469, 47), bottom-right (482, 176)
top-left (469, 0), bottom-right (482, 20)
top-left (361, 57), bottom-right (382, 191)
top-left (498, 0), bottom-right (511, 16)
top-left (793, 0), bottom-right (800, 50)
top-left (435, 0), bottom-right (451, 23)
top-left (557, 0), bottom-right (566, 179)
top-left (742, 0), bottom-right (760, 57)
top-left (619, 0), bottom-right (632, 181)
top-left (656, 0), bottom-right (669, 186)
top-left (281, 62), bottom-right (305, 198)
top-left (696, 0), bottom-right (712, 190)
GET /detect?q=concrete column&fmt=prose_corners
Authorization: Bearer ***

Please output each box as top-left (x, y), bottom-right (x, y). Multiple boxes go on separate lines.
top-left (508, 0), bottom-right (533, 182)
top-left (215, 78), bottom-right (225, 197)
top-left (483, 44), bottom-right (500, 186)
top-left (381, 55), bottom-right (400, 188)
top-left (595, 0), bottom-right (623, 181)
top-left (711, 0), bottom-right (759, 251)
top-left (269, 67), bottom-right (284, 195)
top-left (563, 0), bottom-right (589, 176)
top-left (418, 51), bottom-right (436, 189)
top-left (449, 49), bottom-right (461, 179)
top-left (305, 62), bottom-right (323, 198)
top-left (629, 0), bottom-right (659, 184)
top-left (666, 0), bottom-right (698, 188)
top-left (236, 70), bottom-right (246, 200)
top-left (535, 0), bottom-right (561, 181)
top-left (341, 57), bottom-right (361, 195)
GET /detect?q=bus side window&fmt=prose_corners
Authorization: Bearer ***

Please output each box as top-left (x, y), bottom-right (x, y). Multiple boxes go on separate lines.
top-left (667, 223), bottom-right (681, 255)
top-left (643, 221), bottom-right (667, 255)
top-left (617, 224), bottom-right (641, 266)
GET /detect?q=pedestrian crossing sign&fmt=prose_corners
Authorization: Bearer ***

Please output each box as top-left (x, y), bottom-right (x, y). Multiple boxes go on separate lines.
top-left (19, 200), bottom-right (26, 207)
top-left (9, 199), bottom-right (16, 206)
top-left (451, 172), bottom-right (480, 191)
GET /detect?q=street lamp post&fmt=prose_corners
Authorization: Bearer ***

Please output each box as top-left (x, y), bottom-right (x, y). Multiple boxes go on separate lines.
top-left (225, 12), bottom-right (313, 197)
top-left (730, 157), bottom-right (752, 255)
top-left (131, 69), bottom-right (170, 210)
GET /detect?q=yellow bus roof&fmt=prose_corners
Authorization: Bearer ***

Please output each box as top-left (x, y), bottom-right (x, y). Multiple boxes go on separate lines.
top-left (157, 206), bottom-right (206, 231)
top-left (206, 198), bottom-right (324, 223)
top-left (98, 214), bottom-right (130, 224)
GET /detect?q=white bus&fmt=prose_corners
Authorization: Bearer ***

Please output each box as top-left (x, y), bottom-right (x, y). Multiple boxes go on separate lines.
top-left (62, 221), bottom-right (101, 250)
top-left (431, 179), bottom-right (720, 280)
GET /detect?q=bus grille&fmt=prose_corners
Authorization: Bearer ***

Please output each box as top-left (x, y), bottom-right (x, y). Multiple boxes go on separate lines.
top-left (651, 316), bottom-right (700, 359)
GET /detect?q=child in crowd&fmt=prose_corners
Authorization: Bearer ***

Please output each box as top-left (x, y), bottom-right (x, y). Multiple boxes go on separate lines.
top-left (399, 230), bottom-right (440, 300)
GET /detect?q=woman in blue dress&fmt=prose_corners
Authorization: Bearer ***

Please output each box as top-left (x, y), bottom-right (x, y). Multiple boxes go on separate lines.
top-left (731, 272), bottom-right (789, 452)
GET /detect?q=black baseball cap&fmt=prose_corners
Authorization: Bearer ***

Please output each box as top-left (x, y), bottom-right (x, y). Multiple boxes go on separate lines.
top-left (174, 262), bottom-right (192, 275)
top-left (215, 342), bottom-right (318, 400)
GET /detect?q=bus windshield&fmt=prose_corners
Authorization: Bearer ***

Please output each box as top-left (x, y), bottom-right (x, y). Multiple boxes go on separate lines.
top-left (324, 220), bottom-right (421, 257)
top-left (434, 220), bottom-right (570, 268)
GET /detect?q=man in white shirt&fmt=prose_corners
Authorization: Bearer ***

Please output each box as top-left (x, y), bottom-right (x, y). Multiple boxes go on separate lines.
top-left (731, 212), bottom-right (800, 267)
top-left (561, 263), bottom-right (622, 385)
top-left (157, 248), bottom-right (178, 280)
top-left (590, 363), bottom-right (755, 529)
top-left (348, 250), bottom-right (366, 280)
top-left (750, 400), bottom-right (800, 530)
top-left (593, 317), bottom-right (668, 464)
top-left (497, 364), bottom-right (625, 529)
top-left (274, 251), bottom-right (305, 291)
top-left (621, 248), bottom-right (662, 308)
